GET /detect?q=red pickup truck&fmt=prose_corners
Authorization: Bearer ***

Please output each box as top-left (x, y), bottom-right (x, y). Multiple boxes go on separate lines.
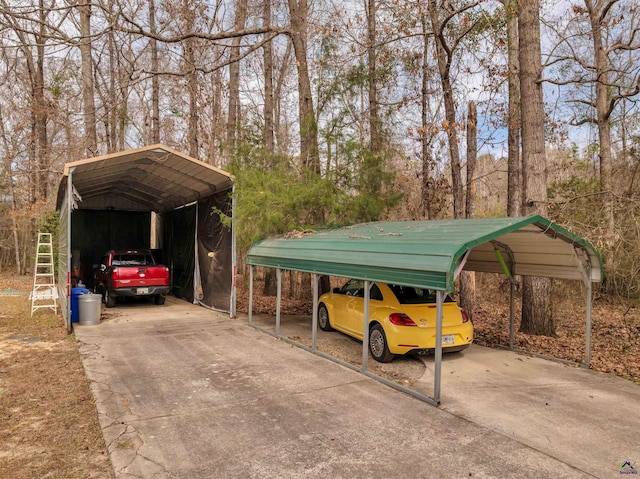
top-left (94, 250), bottom-right (170, 308)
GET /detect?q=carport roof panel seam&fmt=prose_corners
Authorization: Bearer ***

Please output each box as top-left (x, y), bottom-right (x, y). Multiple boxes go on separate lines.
top-left (246, 215), bottom-right (602, 291)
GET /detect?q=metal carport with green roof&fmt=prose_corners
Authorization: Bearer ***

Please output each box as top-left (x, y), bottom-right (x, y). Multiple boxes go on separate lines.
top-left (246, 215), bottom-right (602, 406)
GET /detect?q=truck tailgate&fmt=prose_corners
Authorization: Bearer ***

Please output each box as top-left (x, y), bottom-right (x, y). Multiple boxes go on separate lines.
top-left (112, 266), bottom-right (169, 288)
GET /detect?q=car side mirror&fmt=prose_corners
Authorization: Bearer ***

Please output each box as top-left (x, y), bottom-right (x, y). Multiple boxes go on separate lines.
top-left (332, 287), bottom-right (341, 294)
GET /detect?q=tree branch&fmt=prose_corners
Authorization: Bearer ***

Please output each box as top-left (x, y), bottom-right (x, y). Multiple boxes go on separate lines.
top-left (599, 0), bottom-right (620, 24)
top-left (133, 32), bottom-right (281, 78)
top-left (111, 3), bottom-right (287, 45)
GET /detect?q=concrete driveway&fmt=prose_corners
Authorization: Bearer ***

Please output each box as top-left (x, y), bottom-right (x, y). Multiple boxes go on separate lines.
top-left (75, 298), bottom-right (640, 478)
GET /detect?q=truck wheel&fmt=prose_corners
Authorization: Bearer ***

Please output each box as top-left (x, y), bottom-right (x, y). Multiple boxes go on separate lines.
top-left (105, 290), bottom-right (116, 308)
top-left (154, 295), bottom-right (166, 305)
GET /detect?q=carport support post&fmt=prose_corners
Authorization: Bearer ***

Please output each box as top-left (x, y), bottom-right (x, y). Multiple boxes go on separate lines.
top-left (248, 265), bottom-right (254, 325)
top-left (434, 290), bottom-right (444, 405)
top-left (275, 268), bottom-right (282, 336)
top-left (231, 182), bottom-right (237, 317)
top-left (509, 280), bottom-right (515, 349)
top-left (576, 255), bottom-right (593, 369)
top-left (585, 278), bottom-right (592, 368)
top-left (312, 274), bottom-right (318, 350)
top-left (65, 168), bottom-right (74, 333)
top-left (362, 280), bottom-right (370, 372)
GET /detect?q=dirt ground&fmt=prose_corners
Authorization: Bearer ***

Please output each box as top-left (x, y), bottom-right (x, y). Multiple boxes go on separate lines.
top-left (0, 275), bottom-right (114, 479)
top-left (1, 272), bottom-right (638, 479)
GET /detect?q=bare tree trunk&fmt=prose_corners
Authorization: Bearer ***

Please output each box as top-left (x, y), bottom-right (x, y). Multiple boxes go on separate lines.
top-left (319, 275), bottom-right (331, 295)
top-left (367, 0), bottom-right (381, 155)
top-left (209, 66), bottom-right (223, 165)
top-left (503, 0), bottom-right (521, 217)
top-left (0, 3), bottom-right (47, 202)
top-left (106, 17), bottom-right (117, 153)
top-left (287, 270), bottom-right (296, 299)
top-left (465, 101), bottom-right (477, 219)
top-left (460, 101), bottom-right (477, 320)
top-left (101, 1), bottom-right (130, 153)
top-left (585, 0), bottom-right (616, 283)
top-left (186, 45), bottom-right (198, 157)
top-left (263, 0), bottom-right (275, 155)
top-left (287, 0), bottom-right (319, 173)
top-left (519, 1), bottom-right (547, 217)
top-left (420, 15), bottom-right (433, 220)
top-left (325, 135), bottom-right (332, 176)
top-left (78, 0), bottom-right (98, 156)
top-left (34, 0), bottom-right (49, 201)
top-left (421, 150), bottom-right (433, 220)
top-left (428, 0), bottom-right (463, 218)
top-left (149, 0), bottom-right (160, 144)
top-left (117, 61), bottom-right (129, 151)
top-left (263, 268), bottom-right (277, 296)
top-left (273, 41), bottom-right (292, 155)
top-left (227, 0), bottom-right (248, 151)
top-left (8, 164), bottom-right (21, 274)
top-left (182, 1), bottom-right (198, 157)
top-left (299, 272), bottom-right (312, 300)
top-left (518, 0), bottom-right (554, 336)
top-left (29, 106), bottom-right (37, 204)
top-left (0, 108), bottom-right (22, 274)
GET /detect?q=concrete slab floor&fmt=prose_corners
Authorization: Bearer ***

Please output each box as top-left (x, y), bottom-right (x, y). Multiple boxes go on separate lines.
top-left (74, 298), bottom-right (639, 478)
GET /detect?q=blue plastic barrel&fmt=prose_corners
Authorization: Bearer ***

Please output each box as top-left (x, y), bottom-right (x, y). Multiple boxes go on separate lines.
top-left (71, 287), bottom-right (90, 323)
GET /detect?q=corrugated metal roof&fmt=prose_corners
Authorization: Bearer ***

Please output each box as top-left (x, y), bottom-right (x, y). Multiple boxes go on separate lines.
top-left (56, 144), bottom-right (234, 212)
top-left (246, 216), bottom-right (602, 291)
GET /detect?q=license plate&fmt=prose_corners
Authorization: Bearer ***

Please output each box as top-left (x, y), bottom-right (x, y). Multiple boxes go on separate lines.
top-left (137, 287), bottom-right (149, 295)
top-left (442, 335), bottom-right (454, 345)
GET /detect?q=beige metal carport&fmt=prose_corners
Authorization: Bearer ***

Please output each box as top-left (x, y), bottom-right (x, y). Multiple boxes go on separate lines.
top-left (246, 216), bottom-right (602, 405)
top-left (56, 144), bottom-right (236, 330)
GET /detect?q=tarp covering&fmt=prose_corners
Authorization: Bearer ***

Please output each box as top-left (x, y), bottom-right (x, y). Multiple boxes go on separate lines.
top-left (197, 192), bottom-right (233, 311)
top-left (71, 210), bottom-right (151, 290)
top-left (164, 205), bottom-right (196, 303)
top-left (160, 195), bottom-right (232, 311)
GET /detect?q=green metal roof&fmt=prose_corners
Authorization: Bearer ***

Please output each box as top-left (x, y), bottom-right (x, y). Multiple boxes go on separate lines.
top-left (246, 215), bottom-right (602, 292)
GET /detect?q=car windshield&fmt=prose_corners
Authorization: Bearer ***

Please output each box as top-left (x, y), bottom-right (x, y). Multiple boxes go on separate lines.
top-left (388, 285), bottom-right (454, 305)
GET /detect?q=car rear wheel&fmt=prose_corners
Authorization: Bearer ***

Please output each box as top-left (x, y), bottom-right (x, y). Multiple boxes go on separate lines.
top-left (154, 294), bottom-right (166, 305)
top-left (104, 289), bottom-right (116, 308)
top-left (318, 304), bottom-right (333, 331)
top-left (369, 324), bottom-right (394, 363)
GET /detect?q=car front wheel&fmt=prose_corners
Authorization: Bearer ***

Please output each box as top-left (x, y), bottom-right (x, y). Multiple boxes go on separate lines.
top-left (318, 304), bottom-right (333, 331)
top-left (369, 324), bottom-right (395, 363)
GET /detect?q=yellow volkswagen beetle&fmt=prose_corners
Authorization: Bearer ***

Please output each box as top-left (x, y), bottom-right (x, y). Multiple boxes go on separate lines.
top-left (318, 280), bottom-right (473, 362)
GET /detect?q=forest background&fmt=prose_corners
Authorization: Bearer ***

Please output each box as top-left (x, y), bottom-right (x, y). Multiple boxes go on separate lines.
top-left (0, 0), bottom-right (639, 336)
